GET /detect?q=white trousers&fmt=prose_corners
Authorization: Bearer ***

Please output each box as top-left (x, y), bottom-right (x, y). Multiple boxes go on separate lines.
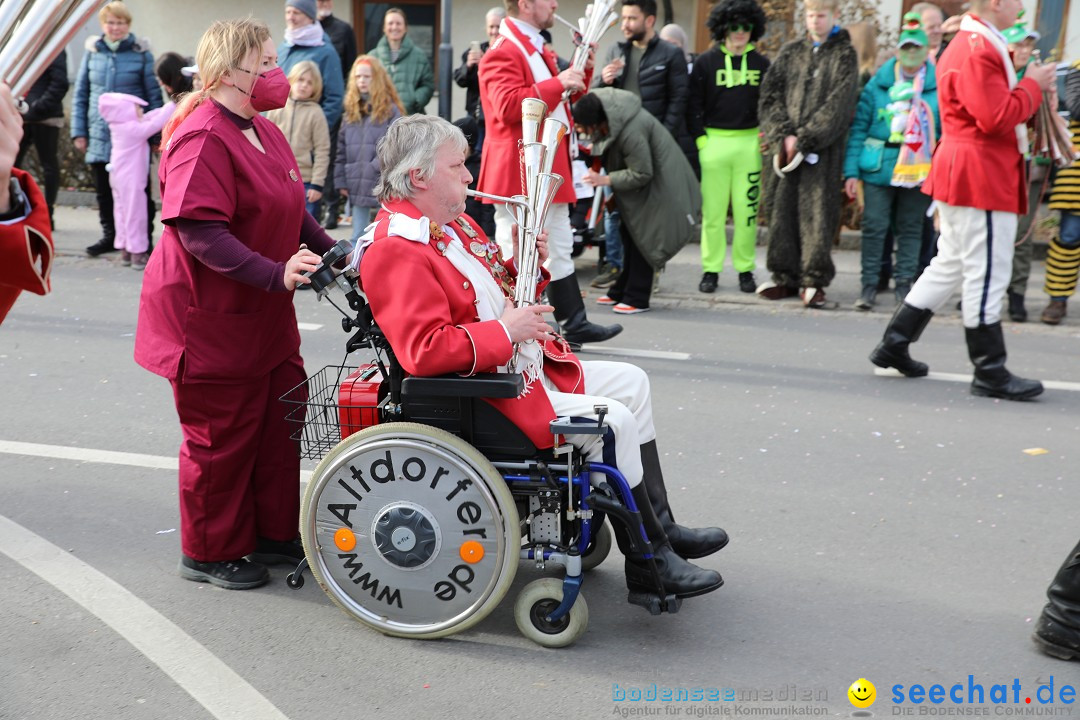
top-left (905, 202), bottom-right (1018, 328)
top-left (494, 202), bottom-right (575, 281)
top-left (545, 360), bottom-right (656, 488)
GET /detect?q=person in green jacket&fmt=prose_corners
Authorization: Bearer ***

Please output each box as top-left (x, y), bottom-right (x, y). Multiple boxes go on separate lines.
top-left (576, 88), bottom-right (702, 314)
top-left (843, 15), bottom-right (940, 310)
top-left (371, 8), bottom-right (434, 115)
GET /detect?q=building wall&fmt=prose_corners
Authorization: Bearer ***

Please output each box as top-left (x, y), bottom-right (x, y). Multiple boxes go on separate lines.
top-left (64, 0), bottom-right (696, 119)
top-left (63, 0), bottom-right (1076, 122)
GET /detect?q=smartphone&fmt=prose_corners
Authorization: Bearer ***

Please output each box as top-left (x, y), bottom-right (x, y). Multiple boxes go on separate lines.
top-left (470, 40), bottom-right (482, 53)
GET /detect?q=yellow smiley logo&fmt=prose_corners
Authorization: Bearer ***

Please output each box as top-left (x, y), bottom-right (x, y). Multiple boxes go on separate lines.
top-left (848, 678), bottom-right (876, 709)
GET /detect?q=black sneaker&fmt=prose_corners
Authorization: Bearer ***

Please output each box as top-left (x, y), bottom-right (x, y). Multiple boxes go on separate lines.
top-left (247, 536), bottom-right (306, 566)
top-left (178, 555), bottom-right (269, 590)
top-left (738, 271), bottom-right (756, 293)
top-left (698, 271), bottom-right (719, 293)
top-left (86, 237), bottom-right (117, 257)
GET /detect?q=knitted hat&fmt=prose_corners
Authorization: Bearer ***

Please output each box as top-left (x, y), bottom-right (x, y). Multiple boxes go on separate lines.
top-left (286, 0), bottom-right (318, 21)
top-left (897, 13), bottom-right (928, 48)
top-left (1003, 11), bottom-right (1040, 44)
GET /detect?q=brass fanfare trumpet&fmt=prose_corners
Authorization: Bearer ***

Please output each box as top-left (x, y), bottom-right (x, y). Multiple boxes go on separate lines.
top-left (466, 98), bottom-right (566, 371)
top-left (1, 0), bottom-right (109, 99)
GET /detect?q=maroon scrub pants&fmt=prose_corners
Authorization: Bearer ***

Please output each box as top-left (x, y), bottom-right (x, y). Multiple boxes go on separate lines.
top-left (171, 352), bottom-right (306, 562)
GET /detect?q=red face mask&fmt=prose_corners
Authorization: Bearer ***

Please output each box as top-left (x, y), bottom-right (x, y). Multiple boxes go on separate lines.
top-left (235, 66), bottom-right (291, 112)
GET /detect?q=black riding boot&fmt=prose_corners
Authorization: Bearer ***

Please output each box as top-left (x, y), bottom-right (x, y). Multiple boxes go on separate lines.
top-left (546, 274), bottom-right (623, 345)
top-left (610, 483), bottom-right (723, 598)
top-left (965, 322), bottom-right (1043, 400)
top-left (640, 440), bottom-right (728, 558)
top-left (1033, 540), bottom-right (1080, 661)
top-left (869, 303), bottom-right (933, 377)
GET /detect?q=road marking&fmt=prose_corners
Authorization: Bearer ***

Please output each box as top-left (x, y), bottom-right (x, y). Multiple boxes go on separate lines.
top-left (0, 441), bottom-right (313, 482)
top-left (873, 369), bottom-right (1080, 392)
top-left (0, 515), bottom-right (291, 720)
top-left (297, 322), bottom-right (323, 331)
top-left (577, 345), bottom-right (691, 361)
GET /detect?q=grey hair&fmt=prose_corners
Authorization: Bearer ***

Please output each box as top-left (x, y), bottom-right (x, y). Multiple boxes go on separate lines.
top-left (910, 2), bottom-right (944, 19)
top-left (374, 115), bottom-right (468, 203)
top-left (659, 24), bottom-right (690, 63)
top-left (487, 6), bottom-right (506, 19)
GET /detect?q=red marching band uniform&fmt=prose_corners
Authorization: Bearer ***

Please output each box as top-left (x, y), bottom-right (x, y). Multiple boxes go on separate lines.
top-left (0, 168), bottom-right (54, 324)
top-left (922, 14), bottom-right (1042, 213)
top-left (477, 17), bottom-right (588, 207)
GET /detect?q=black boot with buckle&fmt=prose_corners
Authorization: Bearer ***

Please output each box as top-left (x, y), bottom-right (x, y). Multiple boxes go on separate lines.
top-left (965, 322), bottom-right (1043, 400)
top-left (1034, 540), bottom-right (1080, 661)
top-left (640, 440), bottom-right (728, 559)
top-left (609, 483), bottom-right (724, 598)
top-left (869, 303), bottom-right (933, 377)
top-left (546, 274), bottom-right (623, 345)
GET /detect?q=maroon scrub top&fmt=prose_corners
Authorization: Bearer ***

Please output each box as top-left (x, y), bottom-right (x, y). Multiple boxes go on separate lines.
top-left (134, 100), bottom-right (307, 383)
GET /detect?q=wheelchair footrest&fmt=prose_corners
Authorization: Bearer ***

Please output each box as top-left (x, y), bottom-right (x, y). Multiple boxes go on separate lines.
top-left (627, 591), bottom-right (682, 616)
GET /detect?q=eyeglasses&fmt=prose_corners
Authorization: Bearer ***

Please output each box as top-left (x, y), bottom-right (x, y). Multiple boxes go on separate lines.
top-left (728, 24), bottom-right (752, 33)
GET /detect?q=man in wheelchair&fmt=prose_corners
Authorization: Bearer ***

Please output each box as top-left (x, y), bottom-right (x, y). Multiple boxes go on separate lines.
top-left (355, 115), bottom-right (725, 600)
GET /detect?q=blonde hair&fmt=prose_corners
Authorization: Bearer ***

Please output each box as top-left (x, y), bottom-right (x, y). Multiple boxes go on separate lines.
top-left (804, 0), bottom-right (840, 12)
top-left (846, 21), bottom-right (878, 76)
top-left (343, 55), bottom-right (404, 125)
top-left (287, 60), bottom-right (323, 102)
top-left (162, 17), bottom-right (271, 147)
top-left (99, 1), bottom-right (132, 25)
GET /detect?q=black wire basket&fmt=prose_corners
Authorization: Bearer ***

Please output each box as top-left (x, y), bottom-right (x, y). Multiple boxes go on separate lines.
top-left (281, 364), bottom-right (383, 461)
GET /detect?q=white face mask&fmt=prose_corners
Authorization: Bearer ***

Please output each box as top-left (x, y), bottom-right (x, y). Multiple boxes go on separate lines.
top-left (317, 9), bottom-right (331, 18)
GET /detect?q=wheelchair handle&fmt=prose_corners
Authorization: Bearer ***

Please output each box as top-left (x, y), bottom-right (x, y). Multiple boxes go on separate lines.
top-left (299, 239), bottom-right (353, 296)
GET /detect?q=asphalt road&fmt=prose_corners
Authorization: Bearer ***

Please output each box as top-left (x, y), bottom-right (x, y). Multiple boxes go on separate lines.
top-left (2, 209), bottom-right (1079, 720)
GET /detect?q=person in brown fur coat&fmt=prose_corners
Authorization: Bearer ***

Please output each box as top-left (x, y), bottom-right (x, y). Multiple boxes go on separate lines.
top-left (755, 0), bottom-right (858, 308)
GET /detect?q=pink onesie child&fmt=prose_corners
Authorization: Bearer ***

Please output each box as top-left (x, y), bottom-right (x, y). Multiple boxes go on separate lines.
top-left (97, 93), bottom-right (176, 269)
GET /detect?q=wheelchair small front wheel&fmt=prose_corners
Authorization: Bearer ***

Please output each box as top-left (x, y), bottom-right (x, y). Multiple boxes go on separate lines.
top-left (514, 577), bottom-right (589, 648)
top-left (580, 521), bottom-right (612, 572)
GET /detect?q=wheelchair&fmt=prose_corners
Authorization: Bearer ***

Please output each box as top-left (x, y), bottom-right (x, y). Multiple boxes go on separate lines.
top-left (282, 241), bottom-right (681, 648)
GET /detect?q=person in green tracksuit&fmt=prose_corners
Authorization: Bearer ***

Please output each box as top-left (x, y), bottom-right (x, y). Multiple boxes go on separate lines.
top-left (687, 0), bottom-right (770, 295)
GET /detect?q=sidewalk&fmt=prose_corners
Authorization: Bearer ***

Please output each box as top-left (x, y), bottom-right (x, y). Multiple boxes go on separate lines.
top-left (49, 201), bottom-right (1050, 317)
top-left (574, 232), bottom-right (1050, 316)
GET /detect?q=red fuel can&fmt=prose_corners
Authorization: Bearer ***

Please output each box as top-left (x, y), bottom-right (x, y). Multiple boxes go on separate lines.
top-left (338, 364), bottom-right (384, 438)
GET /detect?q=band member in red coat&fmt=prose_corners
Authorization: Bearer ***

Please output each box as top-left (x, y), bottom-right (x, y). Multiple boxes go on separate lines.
top-left (869, 0), bottom-right (1056, 400)
top-left (357, 115), bottom-right (726, 599)
top-left (477, 0), bottom-right (622, 346)
top-left (0, 83), bottom-right (54, 326)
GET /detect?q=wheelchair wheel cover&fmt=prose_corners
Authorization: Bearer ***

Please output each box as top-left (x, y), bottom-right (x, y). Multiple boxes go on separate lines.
top-left (302, 422), bottom-right (519, 639)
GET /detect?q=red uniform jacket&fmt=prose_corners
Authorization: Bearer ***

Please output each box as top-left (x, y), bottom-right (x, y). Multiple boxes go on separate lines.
top-left (359, 199), bottom-right (585, 449)
top-left (477, 18), bottom-right (590, 205)
top-left (0, 168), bottom-right (54, 324)
top-left (922, 15), bottom-right (1042, 214)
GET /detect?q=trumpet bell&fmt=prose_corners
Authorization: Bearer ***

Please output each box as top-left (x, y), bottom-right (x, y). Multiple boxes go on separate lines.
top-left (538, 118), bottom-right (568, 176)
top-left (532, 173), bottom-right (564, 231)
top-left (521, 98), bottom-right (548, 146)
top-left (1, 0), bottom-right (108, 98)
top-left (521, 142), bottom-right (546, 204)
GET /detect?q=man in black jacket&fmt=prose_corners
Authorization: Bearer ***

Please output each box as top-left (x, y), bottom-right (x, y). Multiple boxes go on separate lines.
top-left (452, 7), bottom-right (504, 152)
top-left (14, 50), bottom-right (68, 230)
top-left (14, 49), bottom-right (67, 231)
top-left (317, 0), bottom-right (357, 229)
top-left (593, 0), bottom-right (694, 171)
